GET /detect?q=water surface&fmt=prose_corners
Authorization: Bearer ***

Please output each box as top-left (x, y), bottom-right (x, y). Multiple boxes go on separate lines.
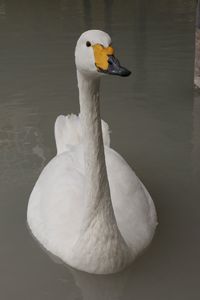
top-left (0, 1), bottom-right (199, 299)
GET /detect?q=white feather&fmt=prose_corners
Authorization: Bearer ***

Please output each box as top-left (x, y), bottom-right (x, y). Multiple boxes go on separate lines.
top-left (27, 30), bottom-right (157, 274)
top-left (54, 114), bottom-right (110, 155)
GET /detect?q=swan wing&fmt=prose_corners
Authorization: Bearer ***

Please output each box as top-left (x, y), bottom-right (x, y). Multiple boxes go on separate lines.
top-left (27, 146), bottom-right (157, 266)
top-left (27, 146), bottom-right (85, 260)
top-left (54, 114), bottom-right (110, 155)
top-left (105, 148), bottom-right (157, 255)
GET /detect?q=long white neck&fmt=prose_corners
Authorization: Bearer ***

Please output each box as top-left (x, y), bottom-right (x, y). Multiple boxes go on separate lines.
top-left (71, 71), bottom-right (130, 273)
top-left (77, 70), bottom-right (115, 227)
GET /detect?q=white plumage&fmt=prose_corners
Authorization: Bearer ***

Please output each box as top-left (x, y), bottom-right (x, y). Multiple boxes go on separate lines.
top-left (55, 114), bottom-right (111, 154)
top-left (27, 30), bottom-right (157, 274)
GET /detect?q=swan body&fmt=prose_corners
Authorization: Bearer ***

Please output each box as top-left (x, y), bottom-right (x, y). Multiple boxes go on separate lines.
top-left (27, 30), bottom-right (157, 274)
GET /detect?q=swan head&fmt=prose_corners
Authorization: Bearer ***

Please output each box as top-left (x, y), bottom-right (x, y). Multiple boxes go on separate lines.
top-left (75, 30), bottom-right (131, 77)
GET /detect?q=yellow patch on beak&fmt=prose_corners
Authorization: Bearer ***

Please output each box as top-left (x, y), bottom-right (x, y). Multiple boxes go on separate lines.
top-left (92, 44), bottom-right (114, 70)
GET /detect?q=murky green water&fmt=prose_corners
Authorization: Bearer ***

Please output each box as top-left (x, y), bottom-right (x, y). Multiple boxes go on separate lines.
top-left (0, 0), bottom-right (199, 299)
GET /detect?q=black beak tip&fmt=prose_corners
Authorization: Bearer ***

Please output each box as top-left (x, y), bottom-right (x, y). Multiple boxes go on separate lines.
top-left (120, 68), bottom-right (131, 77)
top-left (107, 56), bottom-right (131, 77)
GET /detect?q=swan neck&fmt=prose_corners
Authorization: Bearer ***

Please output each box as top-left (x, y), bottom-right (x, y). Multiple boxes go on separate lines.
top-left (77, 71), bottom-right (113, 225)
top-left (73, 71), bottom-right (130, 270)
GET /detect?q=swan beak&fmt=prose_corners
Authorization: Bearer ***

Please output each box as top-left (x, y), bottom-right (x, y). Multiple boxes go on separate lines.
top-left (107, 55), bottom-right (131, 77)
top-left (92, 44), bottom-right (131, 77)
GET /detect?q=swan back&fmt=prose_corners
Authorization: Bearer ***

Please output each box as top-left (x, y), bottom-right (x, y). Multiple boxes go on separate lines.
top-left (54, 114), bottom-right (110, 155)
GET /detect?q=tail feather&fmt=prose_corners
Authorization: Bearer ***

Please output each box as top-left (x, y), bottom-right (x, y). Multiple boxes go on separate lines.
top-left (55, 114), bottom-right (110, 155)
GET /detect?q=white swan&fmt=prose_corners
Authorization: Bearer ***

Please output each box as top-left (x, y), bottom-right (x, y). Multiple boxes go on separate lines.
top-left (27, 30), bottom-right (157, 274)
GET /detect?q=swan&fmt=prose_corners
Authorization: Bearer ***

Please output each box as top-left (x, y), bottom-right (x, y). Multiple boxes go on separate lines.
top-left (27, 30), bottom-right (157, 274)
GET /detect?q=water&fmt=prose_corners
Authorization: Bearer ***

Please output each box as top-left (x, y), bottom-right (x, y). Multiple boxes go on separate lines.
top-left (0, 0), bottom-right (199, 299)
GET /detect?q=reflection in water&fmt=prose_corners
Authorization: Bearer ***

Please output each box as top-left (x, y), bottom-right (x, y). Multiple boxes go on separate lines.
top-left (195, 30), bottom-right (200, 87)
top-left (104, 0), bottom-right (113, 34)
top-left (0, 0), bottom-right (199, 299)
top-left (69, 267), bottom-right (130, 300)
top-left (132, 0), bottom-right (148, 92)
top-left (83, 0), bottom-right (92, 29)
top-left (195, 1), bottom-right (200, 87)
top-left (0, 96), bottom-right (49, 187)
top-left (82, 0), bottom-right (113, 33)
top-left (35, 237), bottom-right (134, 300)
top-left (192, 91), bottom-right (200, 180)
top-left (0, 0), bottom-right (5, 19)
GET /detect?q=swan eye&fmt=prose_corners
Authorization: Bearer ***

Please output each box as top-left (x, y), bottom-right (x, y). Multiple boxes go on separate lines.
top-left (86, 41), bottom-right (91, 47)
